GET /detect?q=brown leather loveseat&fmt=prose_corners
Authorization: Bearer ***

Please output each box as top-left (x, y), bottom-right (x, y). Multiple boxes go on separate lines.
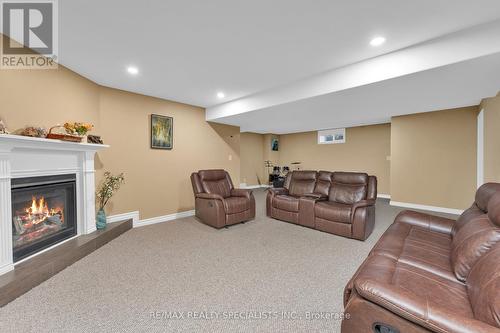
top-left (191, 169), bottom-right (255, 228)
top-left (342, 183), bottom-right (500, 333)
top-left (266, 170), bottom-right (377, 240)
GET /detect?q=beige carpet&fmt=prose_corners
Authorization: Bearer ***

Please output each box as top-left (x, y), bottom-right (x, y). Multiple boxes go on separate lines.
top-left (0, 189), bottom-right (457, 333)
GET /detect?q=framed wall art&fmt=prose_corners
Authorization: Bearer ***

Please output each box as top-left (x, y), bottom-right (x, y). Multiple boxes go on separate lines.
top-left (151, 114), bottom-right (173, 150)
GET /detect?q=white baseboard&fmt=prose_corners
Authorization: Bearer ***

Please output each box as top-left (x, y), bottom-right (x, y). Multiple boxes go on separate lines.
top-left (377, 194), bottom-right (391, 199)
top-left (106, 210), bottom-right (194, 228)
top-left (134, 210), bottom-right (195, 228)
top-left (390, 200), bottom-right (463, 215)
top-left (240, 184), bottom-right (271, 189)
top-left (106, 211), bottom-right (140, 224)
top-left (0, 263), bottom-right (14, 275)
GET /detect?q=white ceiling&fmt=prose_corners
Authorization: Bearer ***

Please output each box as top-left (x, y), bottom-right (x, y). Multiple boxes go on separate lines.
top-left (213, 53), bottom-right (500, 134)
top-left (4, 1), bottom-right (500, 133)
top-left (207, 20), bottom-right (500, 133)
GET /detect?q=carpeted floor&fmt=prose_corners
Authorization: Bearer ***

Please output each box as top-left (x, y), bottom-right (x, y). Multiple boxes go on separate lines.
top-left (0, 189), bottom-right (457, 333)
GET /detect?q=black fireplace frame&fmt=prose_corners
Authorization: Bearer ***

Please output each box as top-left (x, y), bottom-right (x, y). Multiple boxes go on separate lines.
top-left (11, 174), bottom-right (77, 262)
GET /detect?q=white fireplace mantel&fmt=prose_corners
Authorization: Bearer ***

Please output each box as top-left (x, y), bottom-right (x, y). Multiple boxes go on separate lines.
top-left (0, 134), bottom-right (109, 275)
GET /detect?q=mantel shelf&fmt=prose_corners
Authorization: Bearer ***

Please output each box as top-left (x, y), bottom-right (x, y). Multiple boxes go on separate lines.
top-left (0, 134), bottom-right (109, 152)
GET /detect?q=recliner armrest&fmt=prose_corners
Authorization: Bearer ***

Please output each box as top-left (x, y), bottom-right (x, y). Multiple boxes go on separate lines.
top-left (394, 210), bottom-right (456, 235)
top-left (230, 188), bottom-right (252, 199)
top-left (303, 193), bottom-right (327, 200)
top-left (351, 199), bottom-right (375, 209)
top-left (196, 193), bottom-right (224, 201)
top-left (350, 199), bottom-right (375, 221)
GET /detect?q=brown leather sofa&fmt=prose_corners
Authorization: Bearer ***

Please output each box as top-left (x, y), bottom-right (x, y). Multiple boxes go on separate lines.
top-left (191, 169), bottom-right (255, 228)
top-left (266, 170), bottom-right (377, 240)
top-left (342, 183), bottom-right (500, 333)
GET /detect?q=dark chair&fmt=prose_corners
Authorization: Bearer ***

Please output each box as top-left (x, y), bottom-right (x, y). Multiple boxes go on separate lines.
top-left (191, 169), bottom-right (255, 228)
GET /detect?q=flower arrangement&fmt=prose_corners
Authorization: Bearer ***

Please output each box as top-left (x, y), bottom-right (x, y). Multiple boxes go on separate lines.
top-left (64, 122), bottom-right (93, 136)
top-left (96, 172), bottom-right (125, 211)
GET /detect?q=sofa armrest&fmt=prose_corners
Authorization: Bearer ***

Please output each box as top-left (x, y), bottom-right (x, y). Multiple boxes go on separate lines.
top-left (394, 210), bottom-right (456, 235)
top-left (351, 199), bottom-right (375, 211)
top-left (230, 188), bottom-right (252, 199)
top-left (196, 193), bottom-right (224, 201)
top-left (355, 278), bottom-right (497, 333)
top-left (268, 187), bottom-right (288, 196)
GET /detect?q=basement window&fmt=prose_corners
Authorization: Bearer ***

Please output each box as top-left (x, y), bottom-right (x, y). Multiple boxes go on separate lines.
top-left (318, 128), bottom-right (346, 144)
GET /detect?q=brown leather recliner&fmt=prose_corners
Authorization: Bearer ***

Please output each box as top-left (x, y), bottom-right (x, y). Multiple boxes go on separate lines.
top-left (342, 183), bottom-right (500, 333)
top-left (314, 172), bottom-right (377, 240)
top-left (266, 170), bottom-right (318, 224)
top-left (191, 169), bottom-right (255, 228)
top-left (266, 170), bottom-right (377, 240)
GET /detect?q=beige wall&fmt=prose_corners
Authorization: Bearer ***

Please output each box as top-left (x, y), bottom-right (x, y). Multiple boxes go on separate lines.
top-left (278, 124), bottom-right (391, 194)
top-left (240, 132), bottom-right (265, 186)
top-left (98, 88), bottom-right (240, 218)
top-left (0, 64), bottom-right (240, 219)
top-left (481, 93), bottom-right (500, 183)
top-left (391, 106), bottom-right (478, 210)
top-left (0, 65), bottom-right (100, 132)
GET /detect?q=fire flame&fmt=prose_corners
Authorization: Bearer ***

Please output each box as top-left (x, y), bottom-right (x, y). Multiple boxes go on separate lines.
top-left (28, 196), bottom-right (49, 215)
top-left (24, 196), bottom-right (62, 224)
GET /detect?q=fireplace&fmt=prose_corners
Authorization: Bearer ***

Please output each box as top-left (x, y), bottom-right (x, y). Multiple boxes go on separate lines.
top-left (11, 174), bottom-right (77, 262)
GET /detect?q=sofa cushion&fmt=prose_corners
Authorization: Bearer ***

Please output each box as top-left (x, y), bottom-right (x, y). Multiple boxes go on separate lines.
top-left (273, 195), bottom-right (299, 212)
top-left (223, 197), bottom-right (250, 214)
top-left (371, 221), bottom-right (456, 282)
top-left (352, 254), bottom-right (476, 333)
top-left (466, 245), bottom-right (500, 328)
top-left (451, 215), bottom-right (500, 282)
top-left (315, 201), bottom-right (351, 223)
top-left (313, 171), bottom-right (332, 197)
top-left (288, 171), bottom-right (317, 197)
top-left (452, 183), bottom-right (500, 236)
top-left (476, 183), bottom-right (500, 212)
top-left (329, 172), bottom-right (368, 204)
top-left (489, 192), bottom-right (500, 227)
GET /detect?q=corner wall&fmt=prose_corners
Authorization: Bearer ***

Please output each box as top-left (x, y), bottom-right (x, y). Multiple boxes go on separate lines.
top-left (240, 132), bottom-right (265, 186)
top-left (390, 106), bottom-right (478, 210)
top-left (481, 93), bottom-right (500, 183)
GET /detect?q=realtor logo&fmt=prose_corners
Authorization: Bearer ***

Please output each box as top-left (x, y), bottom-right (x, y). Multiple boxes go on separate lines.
top-left (1, 0), bottom-right (58, 69)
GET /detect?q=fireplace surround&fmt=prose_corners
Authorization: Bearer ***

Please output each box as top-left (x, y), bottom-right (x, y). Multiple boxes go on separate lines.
top-left (0, 134), bottom-right (108, 275)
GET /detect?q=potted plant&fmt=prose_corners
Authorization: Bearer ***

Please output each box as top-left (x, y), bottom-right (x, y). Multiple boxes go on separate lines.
top-left (96, 172), bottom-right (125, 229)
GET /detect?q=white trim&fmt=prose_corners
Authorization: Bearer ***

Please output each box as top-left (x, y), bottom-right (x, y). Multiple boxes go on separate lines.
top-left (107, 211), bottom-right (140, 225)
top-left (390, 201), bottom-right (463, 215)
top-left (134, 210), bottom-right (195, 228)
top-left (377, 194), bottom-right (391, 199)
top-left (0, 263), bottom-right (14, 275)
top-left (240, 184), bottom-right (271, 189)
top-left (477, 109), bottom-right (484, 188)
top-left (0, 134), bottom-right (109, 151)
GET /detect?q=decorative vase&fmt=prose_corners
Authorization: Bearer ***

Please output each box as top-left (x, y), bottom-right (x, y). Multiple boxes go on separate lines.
top-left (96, 208), bottom-right (107, 230)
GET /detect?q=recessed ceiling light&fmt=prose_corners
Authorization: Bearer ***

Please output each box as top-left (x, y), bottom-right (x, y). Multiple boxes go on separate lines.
top-left (217, 92), bottom-right (225, 99)
top-left (370, 36), bottom-right (386, 47)
top-left (127, 66), bottom-right (139, 75)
